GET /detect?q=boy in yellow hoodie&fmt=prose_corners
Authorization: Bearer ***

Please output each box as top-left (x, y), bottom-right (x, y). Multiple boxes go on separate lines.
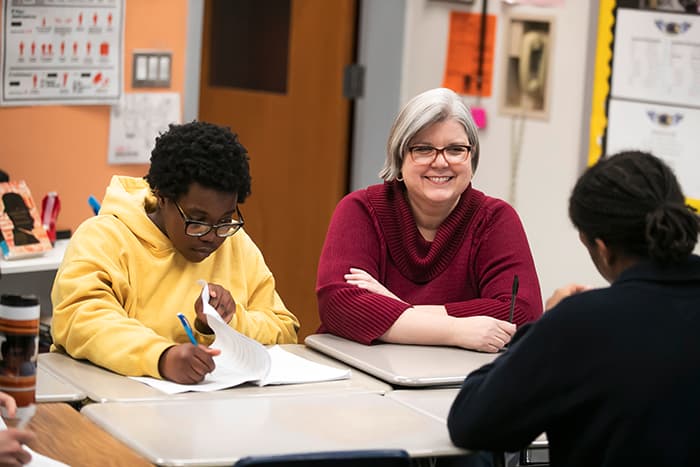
top-left (51, 122), bottom-right (299, 384)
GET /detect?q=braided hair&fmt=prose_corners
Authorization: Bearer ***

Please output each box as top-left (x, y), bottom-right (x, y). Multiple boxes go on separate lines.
top-left (569, 151), bottom-right (699, 265)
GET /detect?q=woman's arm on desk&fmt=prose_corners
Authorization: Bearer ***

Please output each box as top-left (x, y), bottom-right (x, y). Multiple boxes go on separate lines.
top-left (381, 307), bottom-right (515, 353)
top-left (345, 268), bottom-right (515, 352)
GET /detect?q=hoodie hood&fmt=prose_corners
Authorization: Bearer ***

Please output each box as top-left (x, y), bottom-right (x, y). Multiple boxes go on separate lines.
top-left (100, 175), bottom-right (172, 252)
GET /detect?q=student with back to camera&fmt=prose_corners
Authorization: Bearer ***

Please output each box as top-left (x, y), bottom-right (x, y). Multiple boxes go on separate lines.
top-left (447, 151), bottom-right (700, 466)
top-left (316, 87), bottom-right (542, 352)
top-left (51, 121), bottom-right (299, 384)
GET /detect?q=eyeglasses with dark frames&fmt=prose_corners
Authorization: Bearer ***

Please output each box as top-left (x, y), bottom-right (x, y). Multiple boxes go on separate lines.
top-left (408, 144), bottom-right (472, 164)
top-left (173, 200), bottom-right (244, 238)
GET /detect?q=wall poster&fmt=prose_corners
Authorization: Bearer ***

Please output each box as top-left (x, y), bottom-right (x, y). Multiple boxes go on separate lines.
top-left (0, 0), bottom-right (124, 106)
top-left (108, 92), bottom-right (181, 165)
top-left (588, 0), bottom-right (700, 209)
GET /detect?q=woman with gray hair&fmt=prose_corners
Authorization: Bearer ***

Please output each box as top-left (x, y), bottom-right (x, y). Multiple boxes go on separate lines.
top-left (316, 88), bottom-right (542, 352)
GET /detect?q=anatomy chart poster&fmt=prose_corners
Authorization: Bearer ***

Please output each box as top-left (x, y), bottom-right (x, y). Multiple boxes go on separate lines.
top-left (1, 0), bottom-right (124, 106)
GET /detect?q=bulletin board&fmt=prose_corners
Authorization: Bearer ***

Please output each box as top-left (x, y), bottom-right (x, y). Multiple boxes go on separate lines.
top-left (587, 0), bottom-right (700, 210)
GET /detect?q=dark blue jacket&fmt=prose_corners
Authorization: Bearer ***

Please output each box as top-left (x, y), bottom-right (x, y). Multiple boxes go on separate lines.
top-left (448, 255), bottom-right (700, 467)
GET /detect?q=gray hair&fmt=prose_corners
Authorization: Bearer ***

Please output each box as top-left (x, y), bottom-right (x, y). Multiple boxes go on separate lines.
top-left (379, 87), bottom-right (480, 181)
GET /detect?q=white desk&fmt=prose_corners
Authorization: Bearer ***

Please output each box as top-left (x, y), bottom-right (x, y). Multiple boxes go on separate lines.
top-left (388, 388), bottom-right (460, 422)
top-left (0, 239), bottom-right (68, 275)
top-left (389, 388), bottom-right (549, 461)
top-left (305, 333), bottom-right (498, 387)
top-left (82, 392), bottom-right (467, 466)
top-left (36, 364), bottom-right (86, 403)
top-left (38, 345), bottom-right (391, 403)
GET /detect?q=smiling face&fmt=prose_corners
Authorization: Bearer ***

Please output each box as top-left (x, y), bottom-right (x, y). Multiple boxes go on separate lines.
top-left (401, 118), bottom-right (473, 215)
top-left (161, 182), bottom-right (239, 263)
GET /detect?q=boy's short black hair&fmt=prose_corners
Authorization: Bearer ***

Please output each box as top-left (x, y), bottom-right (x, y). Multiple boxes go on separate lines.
top-left (145, 121), bottom-right (252, 202)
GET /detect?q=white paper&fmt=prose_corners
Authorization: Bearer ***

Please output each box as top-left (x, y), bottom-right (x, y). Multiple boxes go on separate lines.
top-left (262, 345), bottom-right (351, 386)
top-left (606, 98), bottom-right (700, 200)
top-left (0, 417), bottom-right (70, 467)
top-left (0, 0), bottom-right (124, 106)
top-left (108, 92), bottom-right (181, 164)
top-left (131, 282), bottom-right (350, 394)
top-left (611, 9), bottom-right (700, 107)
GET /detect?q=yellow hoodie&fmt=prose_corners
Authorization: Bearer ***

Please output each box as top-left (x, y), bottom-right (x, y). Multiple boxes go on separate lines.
top-left (51, 176), bottom-right (299, 378)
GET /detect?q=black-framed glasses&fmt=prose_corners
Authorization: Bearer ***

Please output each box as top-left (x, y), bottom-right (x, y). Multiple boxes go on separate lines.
top-left (408, 144), bottom-right (472, 164)
top-left (174, 200), bottom-right (244, 238)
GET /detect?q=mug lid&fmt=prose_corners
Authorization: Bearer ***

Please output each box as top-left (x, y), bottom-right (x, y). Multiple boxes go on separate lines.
top-left (0, 295), bottom-right (39, 307)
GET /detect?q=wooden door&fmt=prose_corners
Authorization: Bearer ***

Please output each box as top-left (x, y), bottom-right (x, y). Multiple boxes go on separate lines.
top-left (199, 0), bottom-right (357, 341)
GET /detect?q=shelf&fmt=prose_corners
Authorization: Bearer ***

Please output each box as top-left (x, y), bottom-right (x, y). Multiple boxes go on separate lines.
top-left (0, 239), bottom-right (69, 275)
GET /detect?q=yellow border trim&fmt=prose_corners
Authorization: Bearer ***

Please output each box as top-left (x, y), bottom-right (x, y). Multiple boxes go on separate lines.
top-left (587, 0), bottom-right (616, 166)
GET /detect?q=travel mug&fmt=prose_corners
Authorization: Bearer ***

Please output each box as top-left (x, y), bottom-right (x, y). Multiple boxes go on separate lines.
top-left (0, 294), bottom-right (39, 421)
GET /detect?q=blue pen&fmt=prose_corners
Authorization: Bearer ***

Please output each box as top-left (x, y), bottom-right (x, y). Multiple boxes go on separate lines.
top-left (177, 313), bottom-right (198, 346)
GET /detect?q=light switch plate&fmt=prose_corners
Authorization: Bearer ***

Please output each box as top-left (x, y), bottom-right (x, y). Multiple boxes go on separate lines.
top-left (132, 51), bottom-right (172, 88)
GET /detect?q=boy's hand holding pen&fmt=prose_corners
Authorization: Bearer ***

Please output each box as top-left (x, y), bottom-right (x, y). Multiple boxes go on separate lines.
top-left (158, 313), bottom-right (220, 385)
top-left (177, 313), bottom-right (198, 346)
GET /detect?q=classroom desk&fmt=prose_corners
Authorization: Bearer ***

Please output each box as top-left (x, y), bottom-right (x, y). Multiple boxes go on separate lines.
top-left (38, 345), bottom-right (391, 403)
top-left (36, 364), bottom-right (86, 403)
top-left (81, 392), bottom-right (467, 466)
top-left (26, 403), bottom-right (153, 467)
top-left (305, 333), bottom-right (498, 387)
top-left (388, 387), bottom-right (461, 422)
top-left (389, 388), bottom-right (549, 463)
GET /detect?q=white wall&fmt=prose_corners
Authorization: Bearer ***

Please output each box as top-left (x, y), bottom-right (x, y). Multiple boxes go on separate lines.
top-left (351, 0), bottom-right (406, 189)
top-left (354, 0), bottom-right (607, 301)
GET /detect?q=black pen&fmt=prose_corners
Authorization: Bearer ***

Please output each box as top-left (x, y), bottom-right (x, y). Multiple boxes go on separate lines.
top-left (508, 275), bottom-right (519, 323)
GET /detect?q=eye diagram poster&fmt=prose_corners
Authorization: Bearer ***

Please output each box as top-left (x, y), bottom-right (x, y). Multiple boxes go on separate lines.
top-left (1, 0), bottom-right (124, 106)
top-left (611, 8), bottom-right (700, 107)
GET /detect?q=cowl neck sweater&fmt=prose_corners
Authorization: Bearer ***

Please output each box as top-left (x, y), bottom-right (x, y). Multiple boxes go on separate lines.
top-left (367, 181), bottom-right (485, 283)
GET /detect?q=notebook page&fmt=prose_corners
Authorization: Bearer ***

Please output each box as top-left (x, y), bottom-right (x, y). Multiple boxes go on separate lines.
top-left (131, 282), bottom-right (271, 394)
top-left (203, 292), bottom-right (270, 384)
top-left (260, 345), bottom-right (351, 386)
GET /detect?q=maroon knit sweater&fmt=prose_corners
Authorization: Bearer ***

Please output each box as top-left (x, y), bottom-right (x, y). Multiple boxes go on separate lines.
top-left (316, 181), bottom-right (543, 345)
